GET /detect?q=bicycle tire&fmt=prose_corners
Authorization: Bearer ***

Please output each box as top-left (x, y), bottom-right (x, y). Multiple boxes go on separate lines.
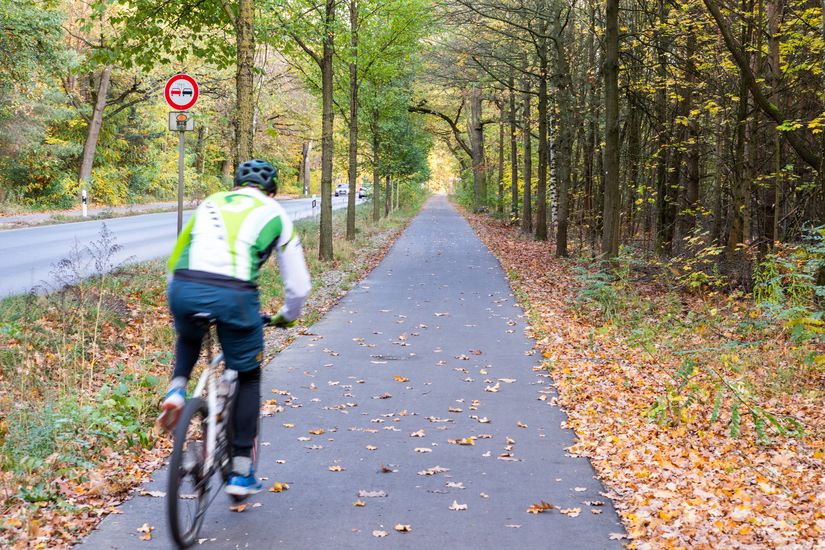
top-left (167, 397), bottom-right (210, 548)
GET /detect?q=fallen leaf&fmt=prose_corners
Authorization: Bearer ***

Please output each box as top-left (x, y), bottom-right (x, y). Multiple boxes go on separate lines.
top-left (517, 421), bottom-right (528, 428)
top-left (309, 428), bottom-right (325, 435)
top-left (418, 465), bottom-right (450, 476)
top-left (393, 376), bottom-right (410, 382)
top-left (485, 382), bottom-right (500, 393)
top-left (527, 501), bottom-right (557, 514)
top-left (138, 490), bottom-right (165, 498)
top-left (269, 482), bottom-right (289, 493)
top-left (358, 490), bottom-right (387, 498)
top-left (410, 429), bottom-right (425, 438)
top-left (328, 465), bottom-right (345, 472)
top-left (414, 447), bottom-right (432, 453)
top-left (480, 492), bottom-right (489, 498)
top-left (560, 507), bottom-right (581, 517)
top-left (448, 407), bottom-right (463, 413)
top-left (137, 523), bottom-right (153, 541)
top-left (230, 503), bottom-right (248, 513)
top-left (609, 533), bottom-right (628, 540)
top-left (574, 487), bottom-right (587, 492)
top-left (498, 378), bottom-right (517, 383)
top-left (394, 524), bottom-right (412, 532)
top-left (283, 423), bottom-right (295, 428)
top-left (449, 500), bottom-right (468, 511)
top-left (446, 482), bottom-right (465, 489)
top-left (372, 530), bottom-right (388, 538)
top-left (366, 445), bottom-right (378, 451)
top-left (354, 500), bottom-right (366, 507)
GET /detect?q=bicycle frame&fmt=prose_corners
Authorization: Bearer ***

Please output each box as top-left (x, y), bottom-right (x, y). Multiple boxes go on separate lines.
top-left (190, 328), bottom-right (225, 475)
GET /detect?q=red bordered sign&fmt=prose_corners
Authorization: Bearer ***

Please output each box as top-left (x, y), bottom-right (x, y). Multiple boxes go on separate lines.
top-left (164, 74), bottom-right (199, 111)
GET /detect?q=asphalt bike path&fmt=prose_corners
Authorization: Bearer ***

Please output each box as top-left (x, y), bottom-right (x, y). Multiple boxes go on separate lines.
top-left (81, 195), bottom-right (625, 548)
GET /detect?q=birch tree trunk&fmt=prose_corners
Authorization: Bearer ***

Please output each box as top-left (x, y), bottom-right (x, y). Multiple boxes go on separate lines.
top-left (346, 0), bottom-right (358, 240)
top-left (78, 65), bottom-right (113, 192)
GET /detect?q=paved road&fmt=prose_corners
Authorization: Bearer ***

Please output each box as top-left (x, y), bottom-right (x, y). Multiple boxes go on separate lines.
top-left (0, 196), bottom-right (354, 297)
top-left (80, 196), bottom-right (624, 549)
top-left (0, 200), bottom-right (192, 225)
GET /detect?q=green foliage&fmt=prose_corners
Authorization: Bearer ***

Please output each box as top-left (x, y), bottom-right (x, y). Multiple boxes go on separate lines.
top-left (574, 267), bottom-right (622, 321)
top-left (753, 227), bottom-right (825, 343)
top-left (0, 0), bottom-right (67, 83)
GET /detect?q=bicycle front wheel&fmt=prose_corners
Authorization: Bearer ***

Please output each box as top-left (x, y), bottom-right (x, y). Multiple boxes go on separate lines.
top-left (167, 397), bottom-right (210, 548)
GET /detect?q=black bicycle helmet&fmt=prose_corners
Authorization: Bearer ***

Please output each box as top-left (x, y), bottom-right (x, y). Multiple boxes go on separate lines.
top-left (235, 159), bottom-right (277, 194)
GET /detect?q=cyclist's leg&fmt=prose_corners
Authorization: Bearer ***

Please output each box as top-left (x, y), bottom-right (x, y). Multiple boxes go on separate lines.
top-left (168, 279), bottom-right (212, 380)
top-left (215, 287), bottom-right (264, 477)
top-left (230, 367), bottom-right (261, 463)
top-left (160, 279), bottom-right (211, 429)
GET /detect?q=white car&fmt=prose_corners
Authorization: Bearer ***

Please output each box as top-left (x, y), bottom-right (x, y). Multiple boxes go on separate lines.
top-left (334, 184), bottom-right (349, 197)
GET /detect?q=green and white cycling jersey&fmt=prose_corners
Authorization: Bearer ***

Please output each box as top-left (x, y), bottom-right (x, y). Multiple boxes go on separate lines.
top-left (168, 186), bottom-right (311, 321)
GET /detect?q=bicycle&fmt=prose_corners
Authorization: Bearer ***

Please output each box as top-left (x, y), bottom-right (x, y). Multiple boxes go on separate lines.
top-left (166, 311), bottom-right (272, 548)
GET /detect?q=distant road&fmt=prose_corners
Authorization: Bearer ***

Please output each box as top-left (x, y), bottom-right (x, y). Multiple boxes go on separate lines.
top-left (0, 196), bottom-right (357, 297)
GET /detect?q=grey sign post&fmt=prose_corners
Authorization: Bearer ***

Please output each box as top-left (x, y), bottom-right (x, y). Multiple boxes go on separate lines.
top-left (169, 112), bottom-right (194, 234)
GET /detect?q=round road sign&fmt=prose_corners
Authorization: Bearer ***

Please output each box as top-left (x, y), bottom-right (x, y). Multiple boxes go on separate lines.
top-left (164, 74), bottom-right (199, 111)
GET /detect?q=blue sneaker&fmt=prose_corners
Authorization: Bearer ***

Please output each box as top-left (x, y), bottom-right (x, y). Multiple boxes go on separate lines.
top-left (156, 386), bottom-right (186, 432)
top-left (225, 471), bottom-right (263, 498)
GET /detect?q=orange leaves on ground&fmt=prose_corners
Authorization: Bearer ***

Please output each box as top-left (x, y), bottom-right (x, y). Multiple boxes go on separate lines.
top-left (269, 482), bottom-right (289, 493)
top-left (461, 208), bottom-right (825, 548)
top-left (527, 501), bottom-right (557, 514)
top-left (136, 523), bottom-right (153, 540)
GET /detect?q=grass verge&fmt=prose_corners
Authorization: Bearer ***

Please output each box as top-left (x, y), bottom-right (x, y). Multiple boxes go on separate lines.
top-left (0, 197), bottom-right (425, 547)
top-left (459, 208), bottom-right (823, 548)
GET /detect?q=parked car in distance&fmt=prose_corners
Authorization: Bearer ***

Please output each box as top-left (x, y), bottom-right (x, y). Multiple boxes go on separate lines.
top-left (358, 185), bottom-right (371, 198)
top-left (334, 183), bottom-right (348, 197)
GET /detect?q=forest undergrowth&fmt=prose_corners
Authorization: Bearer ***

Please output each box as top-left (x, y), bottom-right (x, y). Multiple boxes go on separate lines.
top-left (0, 200), bottom-right (423, 548)
top-left (462, 208), bottom-right (823, 548)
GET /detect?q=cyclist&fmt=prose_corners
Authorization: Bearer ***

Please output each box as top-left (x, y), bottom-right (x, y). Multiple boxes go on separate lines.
top-left (158, 159), bottom-right (311, 497)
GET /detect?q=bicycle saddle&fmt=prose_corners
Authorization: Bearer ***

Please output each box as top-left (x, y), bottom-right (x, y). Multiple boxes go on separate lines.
top-left (190, 312), bottom-right (217, 328)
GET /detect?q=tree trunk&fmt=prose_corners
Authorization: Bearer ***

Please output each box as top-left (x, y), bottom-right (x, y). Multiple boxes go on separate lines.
top-left (385, 175), bottom-right (390, 217)
top-left (553, 15), bottom-right (573, 257)
top-left (654, 0), bottom-right (674, 255)
top-left (302, 141), bottom-right (312, 195)
top-left (767, 0), bottom-right (783, 242)
top-left (234, 0), bottom-right (255, 166)
top-left (522, 83), bottom-right (533, 234)
top-left (194, 126), bottom-right (206, 174)
top-left (497, 99), bottom-right (505, 212)
top-left (78, 65), bottom-right (113, 191)
top-left (346, 0), bottom-right (358, 240)
top-left (372, 115), bottom-right (381, 222)
top-left (535, 33), bottom-right (548, 241)
top-left (509, 78), bottom-right (518, 218)
top-left (468, 87), bottom-right (486, 211)
top-left (678, 32), bottom-right (700, 241)
top-left (601, 0), bottom-right (620, 258)
top-left (727, 5), bottom-right (753, 262)
top-left (318, 0), bottom-right (335, 261)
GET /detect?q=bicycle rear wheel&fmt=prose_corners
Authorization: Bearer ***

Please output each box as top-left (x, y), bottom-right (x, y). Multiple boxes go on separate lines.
top-left (167, 397), bottom-right (211, 548)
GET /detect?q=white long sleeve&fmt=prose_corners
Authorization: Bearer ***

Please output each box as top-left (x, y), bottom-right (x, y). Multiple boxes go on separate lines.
top-left (275, 226), bottom-right (311, 321)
